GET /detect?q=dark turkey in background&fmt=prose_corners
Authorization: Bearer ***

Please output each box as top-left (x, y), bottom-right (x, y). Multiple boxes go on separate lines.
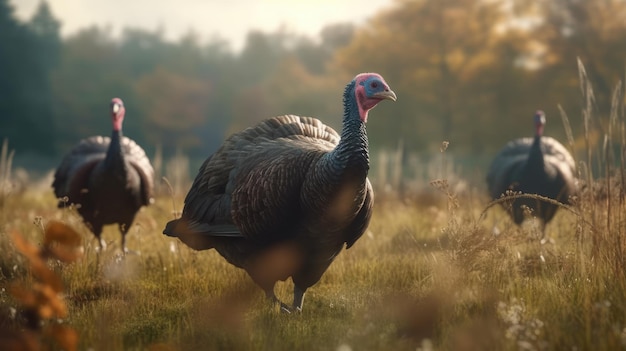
top-left (53, 98), bottom-right (154, 253)
top-left (486, 110), bottom-right (577, 234)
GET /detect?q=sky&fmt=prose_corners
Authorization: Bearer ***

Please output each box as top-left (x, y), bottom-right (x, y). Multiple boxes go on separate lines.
top-left (11, 0), bottom-right (394, 51)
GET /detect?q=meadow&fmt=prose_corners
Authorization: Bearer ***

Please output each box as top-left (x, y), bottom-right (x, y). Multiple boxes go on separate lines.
top-left (1, 145), bottom-right (625, 351)
top-left (1, 67), bottom-right (626, 350)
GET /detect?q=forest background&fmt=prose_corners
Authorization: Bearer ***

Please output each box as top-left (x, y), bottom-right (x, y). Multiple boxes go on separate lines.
top-left (1, 0), bottom-right (625, 188)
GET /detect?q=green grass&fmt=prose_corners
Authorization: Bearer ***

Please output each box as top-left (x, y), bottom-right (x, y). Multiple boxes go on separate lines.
top-left (1, 182), bottom-right (625, 350)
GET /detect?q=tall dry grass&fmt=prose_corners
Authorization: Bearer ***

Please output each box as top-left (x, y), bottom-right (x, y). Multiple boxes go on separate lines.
top-left (0, 139), bottom-right (15, 210)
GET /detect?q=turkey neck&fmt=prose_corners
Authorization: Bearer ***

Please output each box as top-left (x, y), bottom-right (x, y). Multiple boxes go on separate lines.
top-left (103, 130), bottom-right (127, 177)
top-left (525, 135), bottom-right (546, 176)
top-left (326, 83), bottom-right (370, 178)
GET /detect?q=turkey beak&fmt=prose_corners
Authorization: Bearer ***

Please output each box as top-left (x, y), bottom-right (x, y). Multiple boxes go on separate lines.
top-left (373, 89), bottom-right (397, 102)
top-left (112, 103), bottom-right (120, 114)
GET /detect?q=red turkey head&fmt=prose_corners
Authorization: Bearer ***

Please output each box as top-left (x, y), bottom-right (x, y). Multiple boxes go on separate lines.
top-left (110, 97), bottom-right (126, 131)
top-left (353, 73), bottom-right (396, 123)
top-left (534, 110), bottom-right (546, 137)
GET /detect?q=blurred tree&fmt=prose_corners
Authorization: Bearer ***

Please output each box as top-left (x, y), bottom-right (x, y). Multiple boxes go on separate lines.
top-left (29, 0), bottom-right (61, 69)
top-left (134, 66), bottom-right (212, 152)
top-left (11, 0), bottom-right (623, 172)
top-left (236, 30), bottom-right (286, 84)
top-left (230, 85), bottom-right (274, 135)
top-left (119, 27), bottom-right (167, 79)
top-left (0, 0), bottom-right (24, 135)
top-left (0, 0), bottom-right (59, 155)
top-left (50, 27), bottom-right (137, 152)
top-left (320, 23), bottom-right (355, 52)
top-left (293, 23), bottom-right (355, 74)
top-left (535, 0), bottom-right (626, 118)
top-left (226, 29), bottom-right (297, 134)
top-left (334, 0), bottom-right (517, 153)
top-left (51, 25), bottom-right (235, 161)
top-left (292, 37), bottom-right (328, 74)
top-left (228, 25), bottom-right (355, 138)
top-left (230, 57), bottom-right (344, 134)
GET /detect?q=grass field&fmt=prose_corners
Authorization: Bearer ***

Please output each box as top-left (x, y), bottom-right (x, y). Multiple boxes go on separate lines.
top-left (1, 63), bottom-right (625, 350)
top-left (1, 168), bottom-right (625, 351)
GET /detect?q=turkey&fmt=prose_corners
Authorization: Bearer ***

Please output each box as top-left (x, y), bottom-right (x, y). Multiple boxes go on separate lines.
top-left (53, 98), bottom-right (154, 253)
top-left (486, 110), bottom-right (576, 233)
top-left (163, 73), bottom-right (396, 312)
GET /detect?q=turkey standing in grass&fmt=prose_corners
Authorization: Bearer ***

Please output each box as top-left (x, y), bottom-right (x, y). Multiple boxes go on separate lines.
top-left (486, 110), bottom-right (576, 233)
top-left (53, 98), bottom-right (154, 253)
top-left (163, 73), bottom-right (396, 312)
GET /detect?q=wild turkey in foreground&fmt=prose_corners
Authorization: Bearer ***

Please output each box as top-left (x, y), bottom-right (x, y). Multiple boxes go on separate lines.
top-left (164, 73), bottom-right (396, 312)
top-left (486, 110), bottom-right (576, 233)
top-left (53, 98), bottom-right (154, 253)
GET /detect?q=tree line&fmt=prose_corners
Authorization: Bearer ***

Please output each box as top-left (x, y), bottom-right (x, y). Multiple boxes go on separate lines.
top-left (1, 0), bottom-right (625, 171)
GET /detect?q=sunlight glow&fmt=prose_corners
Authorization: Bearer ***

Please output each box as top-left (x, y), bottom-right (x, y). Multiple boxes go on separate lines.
top-left (10, 0), bottom-right (393, 51)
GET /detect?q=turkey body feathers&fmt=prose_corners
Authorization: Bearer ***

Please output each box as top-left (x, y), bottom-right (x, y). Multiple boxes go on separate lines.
top-left (53, 135), bottom-right (154, 208)
top-left (163, 115), bottom-right (372, 303)
top-left (164, 73), bottom-right (396, 312)
top-left (487, 135), bottom-right (576, 226)
top-left (167, 115), bottom-right (370, 256)
top-left (53, 133), bottom-right (154, 251)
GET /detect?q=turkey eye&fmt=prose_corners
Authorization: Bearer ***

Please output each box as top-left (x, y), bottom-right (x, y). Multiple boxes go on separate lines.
top-left (371, 82), bottom-right (379, 88)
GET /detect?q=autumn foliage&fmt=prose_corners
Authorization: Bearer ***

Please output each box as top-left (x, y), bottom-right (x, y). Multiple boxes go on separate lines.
top-left (3, 0), bottom-right (626, 167)
top-left (0, 221), bottom-right (82, 351)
